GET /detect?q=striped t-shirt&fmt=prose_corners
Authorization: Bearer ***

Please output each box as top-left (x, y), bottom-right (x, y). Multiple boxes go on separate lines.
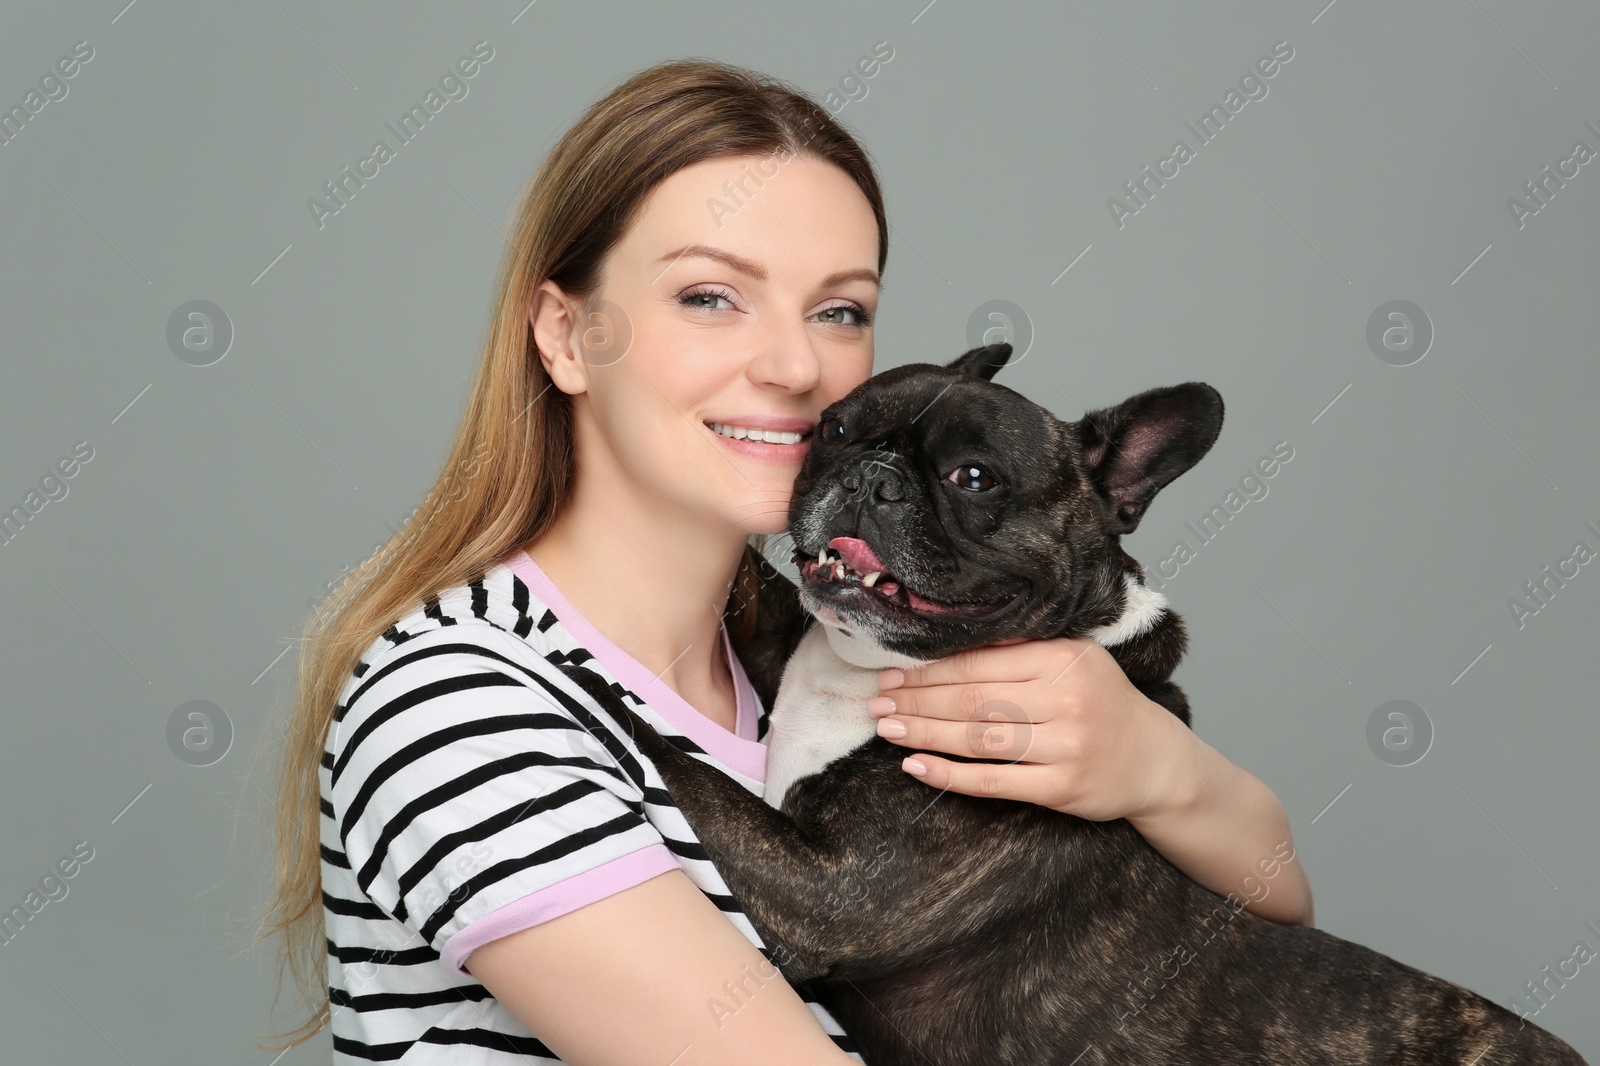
top-left (321, 548), bottom-right (863, 1063)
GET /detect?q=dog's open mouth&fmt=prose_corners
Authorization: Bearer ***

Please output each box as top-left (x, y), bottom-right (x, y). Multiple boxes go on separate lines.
top-left (794, 536), bottom-right (1016, 618)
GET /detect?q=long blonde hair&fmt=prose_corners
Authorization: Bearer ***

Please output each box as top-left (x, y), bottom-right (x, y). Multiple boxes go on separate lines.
top-left (253, 58), bottom-right (889, 1051)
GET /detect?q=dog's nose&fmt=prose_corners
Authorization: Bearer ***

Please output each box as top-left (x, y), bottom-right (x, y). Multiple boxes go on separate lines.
top-left (844, 459), bottom-right (906, 504)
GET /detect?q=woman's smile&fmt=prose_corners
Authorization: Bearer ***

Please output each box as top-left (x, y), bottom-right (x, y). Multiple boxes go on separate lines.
top-left (703, 416), bottom-right (816, 463)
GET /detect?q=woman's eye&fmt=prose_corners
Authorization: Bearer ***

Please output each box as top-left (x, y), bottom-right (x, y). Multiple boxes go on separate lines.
top-left (813, 303), bottom-right (871, 327)
top-left (946, 464), bottom-right (995, 491)
top-left (679, 288), bottom-right (735, 312)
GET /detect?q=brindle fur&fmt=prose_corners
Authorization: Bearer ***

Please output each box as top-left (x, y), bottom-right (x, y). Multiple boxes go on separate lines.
top-left (555, 344), bottom-right (1585, 1065)
top-left (736, 546), bottom-right (817, 716)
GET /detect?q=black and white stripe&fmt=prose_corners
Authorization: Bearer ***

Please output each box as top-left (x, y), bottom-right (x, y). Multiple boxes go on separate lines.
top-left (322, 560), bottom-right (861, 1063)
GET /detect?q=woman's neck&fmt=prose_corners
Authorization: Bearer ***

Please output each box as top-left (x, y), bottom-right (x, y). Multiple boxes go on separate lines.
top-left (522, 488), bottom-right (750, 731)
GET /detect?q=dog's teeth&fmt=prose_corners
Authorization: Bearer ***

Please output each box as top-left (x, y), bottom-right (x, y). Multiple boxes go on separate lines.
top-left (819, 547), bottom-right (827, 566)
top-left (862, 571), bottom-right (881, 587)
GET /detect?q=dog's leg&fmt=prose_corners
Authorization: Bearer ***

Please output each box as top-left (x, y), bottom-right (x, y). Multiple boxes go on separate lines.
top-left (727, 551), bottom-right (813, 712)
top-left (557, 662), bottom-right (948, 985)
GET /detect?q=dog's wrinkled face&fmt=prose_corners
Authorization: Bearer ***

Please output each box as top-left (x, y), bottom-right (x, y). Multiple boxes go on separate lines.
top-left (787, 343), bottom-right (1223, 660)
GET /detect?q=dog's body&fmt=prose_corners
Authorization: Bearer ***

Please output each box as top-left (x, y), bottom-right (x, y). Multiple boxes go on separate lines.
top-left (559, 344), bottom-right (1585, 1065)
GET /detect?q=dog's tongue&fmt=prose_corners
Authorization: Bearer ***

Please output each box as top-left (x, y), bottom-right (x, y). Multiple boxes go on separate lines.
top-left (827, 536), bottom-right (887, 575)
top-left (826, 535), bottom-right (962, 615)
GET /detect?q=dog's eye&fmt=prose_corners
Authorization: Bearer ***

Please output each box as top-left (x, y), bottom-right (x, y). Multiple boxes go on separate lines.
top-left (818, 416), bottom-right (845, 444)
top-left (947, 464), bottom-right (995, 491)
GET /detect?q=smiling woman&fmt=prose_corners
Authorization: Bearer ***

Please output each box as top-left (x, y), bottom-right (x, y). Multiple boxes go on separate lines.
top-left (257, 58), bottom-right (890, 1066)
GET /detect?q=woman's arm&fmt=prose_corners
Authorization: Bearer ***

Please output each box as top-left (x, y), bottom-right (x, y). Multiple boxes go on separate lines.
top-left (868, 636), bottom-right (1314, 927)
top-left (469, 869), bottom-right (859, 1066)
top-left (1123, 723), bottom-right (1313, 926)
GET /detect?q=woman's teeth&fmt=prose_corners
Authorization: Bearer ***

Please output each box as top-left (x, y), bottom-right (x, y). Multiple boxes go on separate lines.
top-left (709, 422), bottom-right (806, 445)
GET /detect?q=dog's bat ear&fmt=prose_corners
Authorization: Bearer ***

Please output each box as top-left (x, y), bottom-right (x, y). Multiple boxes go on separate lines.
top-left (944, 342), bottom-right (1012, 381)
top-left (1075, 382), bottom-right (1224, 535)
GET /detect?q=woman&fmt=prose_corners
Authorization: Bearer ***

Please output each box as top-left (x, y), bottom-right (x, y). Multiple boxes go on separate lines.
top-left (258, 58), bottom-right (1312, 1064)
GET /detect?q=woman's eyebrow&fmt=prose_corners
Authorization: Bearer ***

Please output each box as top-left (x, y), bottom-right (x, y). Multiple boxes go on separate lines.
top-left (655, 243), bottom-right (880, 290)
top-left (819, 267), bottom-right (882, 290)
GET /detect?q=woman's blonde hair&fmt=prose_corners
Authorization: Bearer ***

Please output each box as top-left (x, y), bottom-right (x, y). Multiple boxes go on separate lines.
top-left (252, 58), bottom-right (888, 1050)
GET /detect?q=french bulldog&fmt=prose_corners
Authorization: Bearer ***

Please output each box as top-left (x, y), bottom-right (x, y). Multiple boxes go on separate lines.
top-left (559, 343), bottom-right (1585, 1065)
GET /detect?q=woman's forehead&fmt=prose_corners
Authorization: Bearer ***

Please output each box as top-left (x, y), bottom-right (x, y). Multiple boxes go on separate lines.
top-left (615, 155), bottom-right (880, 281)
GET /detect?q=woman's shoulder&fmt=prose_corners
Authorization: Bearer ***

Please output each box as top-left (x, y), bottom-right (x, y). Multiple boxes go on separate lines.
top-left (338, 556), bottom-right (603, 698)
top-left (351, 557), bottom-right (564, 674)
top-left (322, 556), bottom-right (665, 900)
top-left (326, 552), bottom-right (765, 795)
top-left (327, 558), bottom-right (620, 759)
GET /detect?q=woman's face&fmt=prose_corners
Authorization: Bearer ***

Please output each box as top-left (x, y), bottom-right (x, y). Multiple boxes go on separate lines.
top-left (533, 151), bottom-right (880, 541)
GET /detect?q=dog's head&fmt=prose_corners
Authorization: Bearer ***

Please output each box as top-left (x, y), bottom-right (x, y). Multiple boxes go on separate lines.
top-left (787, 342), bottom-right (1223, 663)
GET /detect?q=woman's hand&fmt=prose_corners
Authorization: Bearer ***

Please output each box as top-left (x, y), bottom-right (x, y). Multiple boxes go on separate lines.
top-left (869, 636), bottom-right (1314, 926)
top-left (869, 636), bottom-right (1187, 820)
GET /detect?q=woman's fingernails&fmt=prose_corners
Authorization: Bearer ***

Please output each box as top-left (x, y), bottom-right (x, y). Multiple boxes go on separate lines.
top-left (877, 717), bottom-right (906, 739)
top-left (902, 756), bottom-right (927, 777)
top-left (878, 668), bottom-right (905, 689)
top-left (867, 695), bottom-right (896, 716)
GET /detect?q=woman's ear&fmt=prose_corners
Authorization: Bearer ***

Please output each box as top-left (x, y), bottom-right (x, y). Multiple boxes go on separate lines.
top-left (529, 280), bottom-right (590, 396)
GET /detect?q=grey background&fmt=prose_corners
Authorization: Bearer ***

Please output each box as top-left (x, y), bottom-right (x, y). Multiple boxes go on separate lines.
top-left (2, 0), bottom-right (1596, 1061)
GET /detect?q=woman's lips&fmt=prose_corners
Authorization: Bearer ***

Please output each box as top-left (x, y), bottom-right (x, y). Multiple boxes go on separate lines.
top-left (705, 423), bottom-right (813, 463)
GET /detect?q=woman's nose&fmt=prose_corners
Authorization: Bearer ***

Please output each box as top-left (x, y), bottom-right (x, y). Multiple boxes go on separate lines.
top-left (747, 318), bottom-right (823, 392)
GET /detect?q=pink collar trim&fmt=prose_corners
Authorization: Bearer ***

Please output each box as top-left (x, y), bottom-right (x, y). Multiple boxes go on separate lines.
top-left (506, 550), bottom-right (766, 782)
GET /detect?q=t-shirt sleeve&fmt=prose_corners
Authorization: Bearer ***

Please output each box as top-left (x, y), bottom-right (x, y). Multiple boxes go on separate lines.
top-left (329, 631), bottom-right (680, 977)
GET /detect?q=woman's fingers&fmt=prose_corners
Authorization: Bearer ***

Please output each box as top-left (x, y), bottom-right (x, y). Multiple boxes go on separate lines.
top-left (895, 749), bottom-right (1072, 808)
top-left (875, 700), bottom-right (1046, 765)
top-left (872, 677), bottom-right (1046, 726)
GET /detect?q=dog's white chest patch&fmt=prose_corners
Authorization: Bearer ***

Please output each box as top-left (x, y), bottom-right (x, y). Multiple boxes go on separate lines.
top-left (763, 623), bottom-right (930, 810)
